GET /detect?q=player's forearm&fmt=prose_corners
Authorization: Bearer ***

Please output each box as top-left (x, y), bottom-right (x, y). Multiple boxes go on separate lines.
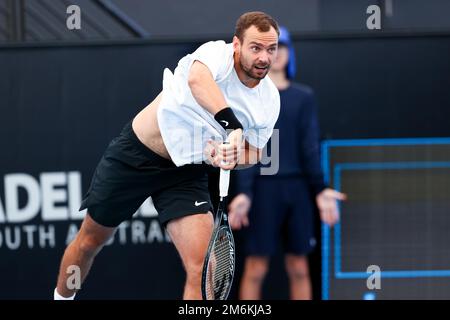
top-left (188, 61), bottom-right (227, 115)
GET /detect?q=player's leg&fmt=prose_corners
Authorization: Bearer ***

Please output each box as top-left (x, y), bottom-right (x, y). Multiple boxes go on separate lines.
top-left (284, 254), bottom-right (312, 300)
top-left (152, 166), bottom-right (215, 299)
top-left (166, 212), bottom-right (214, 299)
top-left (55, 213), bottom-right (116, 298)
top-left (54, 120), bottom-right (165, 299)
top-left (239, 255), bottom-right (270, 300)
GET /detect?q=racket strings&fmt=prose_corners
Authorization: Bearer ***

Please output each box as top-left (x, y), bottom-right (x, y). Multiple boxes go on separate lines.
top-left (205, 228), bottom-right (234, 300)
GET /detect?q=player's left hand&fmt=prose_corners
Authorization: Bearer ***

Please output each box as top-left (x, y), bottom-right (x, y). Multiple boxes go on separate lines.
top-left (316, 188), bottom-right (347, 226)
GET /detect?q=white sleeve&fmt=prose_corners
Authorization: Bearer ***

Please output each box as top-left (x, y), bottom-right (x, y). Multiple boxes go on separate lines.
top-left (190, 40), bottom-right (230, 80)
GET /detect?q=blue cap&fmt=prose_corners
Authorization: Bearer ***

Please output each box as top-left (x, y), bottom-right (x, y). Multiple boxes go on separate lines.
top-left (278, 26), bottom-right (296, 79)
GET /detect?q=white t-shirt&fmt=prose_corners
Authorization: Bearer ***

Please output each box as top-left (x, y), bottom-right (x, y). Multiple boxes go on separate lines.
top-left (157, 40), bottom-right (280, 167)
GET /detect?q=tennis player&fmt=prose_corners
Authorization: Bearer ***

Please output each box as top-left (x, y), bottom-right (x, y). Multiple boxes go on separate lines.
top-left (53, 11), bottom-right (281, 300)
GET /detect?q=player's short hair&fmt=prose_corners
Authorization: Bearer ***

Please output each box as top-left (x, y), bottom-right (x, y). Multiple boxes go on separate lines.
top-left (234, 11), bottom-right (280, 42)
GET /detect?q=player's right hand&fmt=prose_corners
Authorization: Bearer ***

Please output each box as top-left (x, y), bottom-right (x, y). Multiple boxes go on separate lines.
top-left (228, 193), bottom-right (251, 230)
top-left (205, 129), bottom-right (244, 170)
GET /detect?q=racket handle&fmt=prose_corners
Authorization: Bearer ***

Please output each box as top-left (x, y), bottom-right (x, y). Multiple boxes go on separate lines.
top-left (219, 169), bottom-right (230, 198)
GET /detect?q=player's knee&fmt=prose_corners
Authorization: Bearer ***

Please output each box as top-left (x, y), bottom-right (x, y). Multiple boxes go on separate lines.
top-left (185, 260), bottom-right (204, 284)
top-left (184, 248), bottom-right (206, 281)
top-left (76, 234), bottom-right (107, 257)
top-left (245, 258), bottom-right (269, 281)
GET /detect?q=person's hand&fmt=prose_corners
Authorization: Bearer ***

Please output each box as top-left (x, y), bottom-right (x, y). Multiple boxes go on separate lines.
top-left (204, 129), bottom-right (243, 170)
top-left (228, 193), bottom-right (251, 230)
top-left (316, 188), bottom-right (347, 226)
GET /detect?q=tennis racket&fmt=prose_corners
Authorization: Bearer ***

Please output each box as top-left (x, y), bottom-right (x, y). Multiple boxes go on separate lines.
top-left (201, 168), bottom-right (235, 300)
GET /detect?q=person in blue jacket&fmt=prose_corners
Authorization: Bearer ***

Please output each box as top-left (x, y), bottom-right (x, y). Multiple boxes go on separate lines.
top-left (228, 26), bottom-right (346, 300)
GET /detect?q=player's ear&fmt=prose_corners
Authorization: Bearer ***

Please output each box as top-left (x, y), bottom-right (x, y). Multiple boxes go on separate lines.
top-left (232, 36), bottom-right (241, 52)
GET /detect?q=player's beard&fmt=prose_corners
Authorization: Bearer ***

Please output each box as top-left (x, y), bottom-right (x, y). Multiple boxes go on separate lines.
top-left (239, 51), bottom-right (270, 80)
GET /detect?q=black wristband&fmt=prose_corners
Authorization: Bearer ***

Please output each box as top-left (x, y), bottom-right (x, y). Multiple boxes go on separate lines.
top-left (214, 107), bottom-right (243, 131)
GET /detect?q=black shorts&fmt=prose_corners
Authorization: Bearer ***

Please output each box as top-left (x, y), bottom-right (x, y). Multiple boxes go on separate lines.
top-left (79, 121), bottom-right (213, 228)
